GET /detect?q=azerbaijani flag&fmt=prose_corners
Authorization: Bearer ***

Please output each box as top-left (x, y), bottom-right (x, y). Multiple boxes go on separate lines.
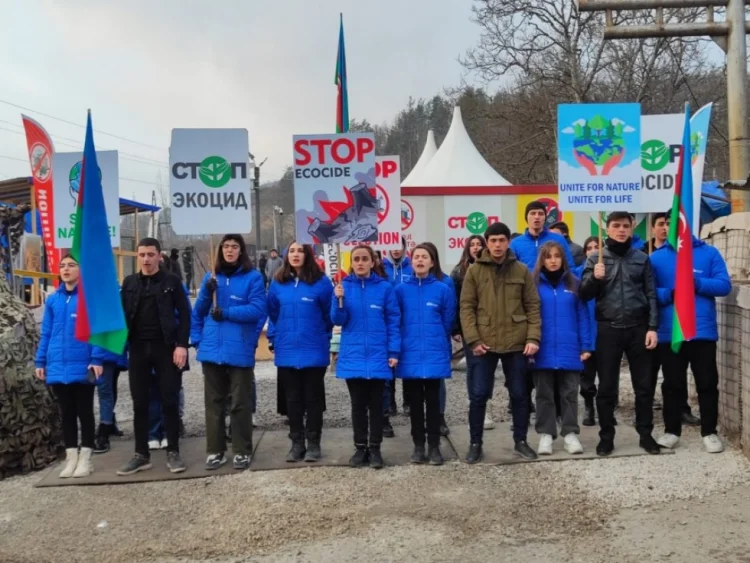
top-left (71, 111), bottom-right (128, 354)
top-left (334, 13), bottom-right (349, 133)
top-left (668, 105), bottom-right (697, 353)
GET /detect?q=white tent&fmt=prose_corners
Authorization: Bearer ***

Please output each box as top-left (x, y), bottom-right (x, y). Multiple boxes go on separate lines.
top-left (409, 106), bottom-right (511, 187)
top-left (402, 130), bottom-right (437, 187)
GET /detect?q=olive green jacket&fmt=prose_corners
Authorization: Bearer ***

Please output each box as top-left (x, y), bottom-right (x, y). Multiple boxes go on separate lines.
top-left (459, 249), bottom-right (541, 353)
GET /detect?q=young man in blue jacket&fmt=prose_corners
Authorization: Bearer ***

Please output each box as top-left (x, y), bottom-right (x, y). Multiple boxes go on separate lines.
top-left (650, 235), bottom-right (731, 453)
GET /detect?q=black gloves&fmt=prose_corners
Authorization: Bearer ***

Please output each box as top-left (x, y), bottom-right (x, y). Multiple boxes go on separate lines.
top-left (206, 278), bottom-right (218, 294)
top-left (210, 307), bottom-right (223, 321)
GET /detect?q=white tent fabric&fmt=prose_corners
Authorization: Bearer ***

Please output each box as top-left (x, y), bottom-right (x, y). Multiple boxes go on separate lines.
top-left (402, 130), bottom-right (437, 187)
top-left (411, 107), bottom-right (511, 187)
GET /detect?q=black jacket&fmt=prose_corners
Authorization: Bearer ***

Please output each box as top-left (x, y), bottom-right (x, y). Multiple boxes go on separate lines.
top-left (566, 236), bottom-right (585, 267)
top-left (121, 269), bottom-right (191, 348)
top-left (579, 245), bottom-right (658, 330)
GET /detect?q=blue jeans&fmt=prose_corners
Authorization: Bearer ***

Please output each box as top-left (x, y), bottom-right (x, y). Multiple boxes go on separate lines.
top-left (97, 363), bottom-right (119, 425)
top-left (468, 350), bottom-right (528, 444)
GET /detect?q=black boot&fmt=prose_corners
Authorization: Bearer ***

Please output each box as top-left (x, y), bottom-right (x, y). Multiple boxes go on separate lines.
top-left (349, 444), bottom-right (369, 468)
top-left (369, 445), bottom-right (384, 469)
top-left (93, 423), bottom-right (111, 454)
top-left (382, 417), bottom-right (395, 438)
top-left (439, 415), bottom-right (450, 437)
top-left (582, 398), bottom-right (596, 426)
top-left (427, 445), bottom-right (444, 466)
top-left (286, 434), bottom-right (306, 462)
top-left (304, 432), bottom-right (321, 462)
top-left (410, 444), bottom-right (426, 464)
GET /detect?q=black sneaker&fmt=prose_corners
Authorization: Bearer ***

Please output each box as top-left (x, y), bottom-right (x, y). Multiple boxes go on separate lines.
top-left (465, 443), bottom-right (483, 464)
top-left (514, 440), bottom-right (538, 460)
top-left (286, 441), bottom-right (306, 462)
top-left (439, 415), bottom-right (450, 437)
top-left (582, 400), bottom-right (596, 426)
top-left (304, 438), bottom-right (321, 462)
top-left (382, 418), bottom-right (395, 438)
top-left (205, 452), bottom-right (227, 470)
top-left (369, 446), bottom-right (384, 469)
top-left (233, 454), bottom-right (251, 470)
top-left (93, 424), bottom-right (111, 454)
top-left (427, 446), bottom-right (444, 466)
top-left (596, 439), bottom-right (614, 456)
top-left (349, 446), bottom-right (369, 468)
top-left (117, 454), bottom-right (152, 476)
top-left (682, 412), bottom-right (701, 426)
top-left (639, 435), bottom-right (661, 455)
top-left (167, 451), bottom-right (186, 473)
top-left (410, 445), bottom-right (426, 464)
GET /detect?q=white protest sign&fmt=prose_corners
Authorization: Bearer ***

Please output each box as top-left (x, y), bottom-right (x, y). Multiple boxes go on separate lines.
top-left (169, 129), bottom-right (251, 235)
top-left (52, 150), bottom-right (120, 248)
top-left (443, 196), bottom-right (503, 265)
top-left (292, 133), bottom-right (377, 245)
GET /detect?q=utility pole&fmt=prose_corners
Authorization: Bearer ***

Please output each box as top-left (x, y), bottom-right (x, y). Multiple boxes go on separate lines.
top-left (577, 0), bottom-right (750, 211)
top-left (249, 153), bottom-right (267, 263)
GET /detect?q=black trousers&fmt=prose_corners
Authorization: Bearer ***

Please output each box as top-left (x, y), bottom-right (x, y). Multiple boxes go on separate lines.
top-left (52, 383), bottom-right (95, 449)
top-left (581, 354), bottom-right (597, 401)
top-left (404, 379), bottom-right (441, 447)
top-left (346, 379), bottom-right (386, 446)
top-left (280, 367), bottom-right (326, 439)
top-left (660, 341), bottom-right (719, 437)
top-left (129, 341), bottom-right (182, 457)
top-left (651, 350), bottom-right (692, 415)
top-left (596, 324), bottom-right (653, 441)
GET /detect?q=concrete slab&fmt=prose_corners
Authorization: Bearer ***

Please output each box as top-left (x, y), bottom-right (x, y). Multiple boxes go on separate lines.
top-left (448, 422), bottom-right (674, 464)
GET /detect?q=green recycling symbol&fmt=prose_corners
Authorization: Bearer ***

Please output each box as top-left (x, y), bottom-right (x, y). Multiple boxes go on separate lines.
top-left (466, 212), bottom-right (488, 235)
top-left (199, 156), bottom-right (231, 188)
top-left (641, 139), bottom-right (670, 172)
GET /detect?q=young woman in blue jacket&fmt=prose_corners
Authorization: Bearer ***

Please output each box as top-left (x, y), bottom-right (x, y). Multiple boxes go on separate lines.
top-left (267, 242), bottom-right (334, 462)
top-left (532, 241), bottom-right (592, 456)
top-left (191, 234), bottom-right (266, 471)
top-left (575, 236), bottom-right (600, 426)
top-left (34, 254), bottom-right (102, 478)
top-left (395, 244), bottom-right (455, 465)
top-left (332, 245), bottom-right (401, 469)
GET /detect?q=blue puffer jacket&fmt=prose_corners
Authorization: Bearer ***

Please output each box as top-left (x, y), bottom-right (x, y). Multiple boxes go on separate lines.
top-left (191, 268), bottom-right (267, 367)
top-left (331, 272), bottom-right (401, 379)
top-left (510, 228), bottom-right (575, 270)
top-left (650, 238), bottom-right (731, 342)
top-left (394, 275), bottom-right (455, 379)
top-left (573, 264), bottom-right (597, 345)
top-left (35, 285), bottom-right (97, 385)
top-left (632, 234), bottom-right (646, 252)
top-left (267, 275), bottom-right (334, 369)
top-left (534, 273), bottom-right (593, 372)
top-left (383, 255), bottom-right (413, 286)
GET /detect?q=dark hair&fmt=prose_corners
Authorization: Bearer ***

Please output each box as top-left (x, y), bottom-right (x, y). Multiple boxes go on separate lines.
top-left (606, 211), bottom-right (633, 227)
top-left (416, 242), bottom-right (444, 279)
top-left (582, 236), bottom-right (599, 253)
top-left (533, 241), bottom-right (577, 293)
top-left (137, 237), bottom-right (161, 252)
top-left (650, 212), bottom-right (668, 227)
top-left (458, 235), bottom-right (487, 277)
top-left (525, 200), bottom-right (547, 220)
top-left (372, 250), bottom-right (387, 279)
top-left (549, 221), bottom-right (569, 236)
top-left (160, 252), bottom-right (173, 272)
top-left (348, 245), bottom-right (377, 275)
top-left (274, 241), bottom-right (324, 284)
top-left (170, 248), bottom-right (180, 259)
top-left (484, 222), bottom-right (511, 240)
top-left (60, 253), bottom-right (77, 264)
top-left (214, 234), bottom-right (252, 274)
top-left (510, 232), bottom-right (522, 240)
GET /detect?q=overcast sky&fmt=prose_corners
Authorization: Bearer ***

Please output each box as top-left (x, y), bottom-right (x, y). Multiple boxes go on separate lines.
top-left (0, 0), bottom-right (480, 204)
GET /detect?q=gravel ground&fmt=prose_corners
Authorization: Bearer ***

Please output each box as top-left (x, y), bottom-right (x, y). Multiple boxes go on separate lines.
top-left (1, 353), bottom-right (749, 562)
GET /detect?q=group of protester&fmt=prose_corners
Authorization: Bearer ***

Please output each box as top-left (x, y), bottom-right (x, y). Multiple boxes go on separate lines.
top-left (34, 199), bottom-right (731, 477)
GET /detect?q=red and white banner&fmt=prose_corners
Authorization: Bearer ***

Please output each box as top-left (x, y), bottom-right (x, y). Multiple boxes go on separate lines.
top-left (21, 114), bottom-right (59, 277)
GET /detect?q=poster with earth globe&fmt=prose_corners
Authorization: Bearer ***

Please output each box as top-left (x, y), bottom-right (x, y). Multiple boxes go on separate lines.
top-left (52, 150), bottom-right (120, 248)
top-left (557, 103), bottom-right (642, 212)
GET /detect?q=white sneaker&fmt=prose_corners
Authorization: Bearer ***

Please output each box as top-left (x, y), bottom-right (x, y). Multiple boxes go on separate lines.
top-left (59, 448), bottom-right (79, 478)
top-left (657, 433), bottom-right (680, 449)
top-left (484, 414), bottom-right (495, 430)
top-left (148, 440), bottom-right (161, 451)
top-left (160, 439), bottom-right (168, 450)
top-left (703, 434), bottom-right (724, 453)
top-left (538, 434), bottom-right (553, 455)
top-left (73, 447), bottom-right (93, 478)
top-left (563, 433), bottom-right (583, 454)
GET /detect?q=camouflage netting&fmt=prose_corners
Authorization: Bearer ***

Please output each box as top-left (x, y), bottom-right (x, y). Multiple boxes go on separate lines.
top-left (0, 274), bottom-right (61, 480)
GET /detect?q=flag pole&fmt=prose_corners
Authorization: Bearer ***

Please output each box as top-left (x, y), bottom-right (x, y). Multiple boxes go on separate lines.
top-left (336, 242), bottom-right (343, 306)
top-left (597, 212), bottom-right (603, 264)
top-left (209, 235), bottom-right (217, 307)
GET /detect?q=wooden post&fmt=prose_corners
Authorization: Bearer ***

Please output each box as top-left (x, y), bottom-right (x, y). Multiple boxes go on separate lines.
top-left (647, 213), bottom-right (653, 254)
top-left (209, 235), bottom-right (217, 307)
top-left (336, 243), bottom-right (343, 306)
